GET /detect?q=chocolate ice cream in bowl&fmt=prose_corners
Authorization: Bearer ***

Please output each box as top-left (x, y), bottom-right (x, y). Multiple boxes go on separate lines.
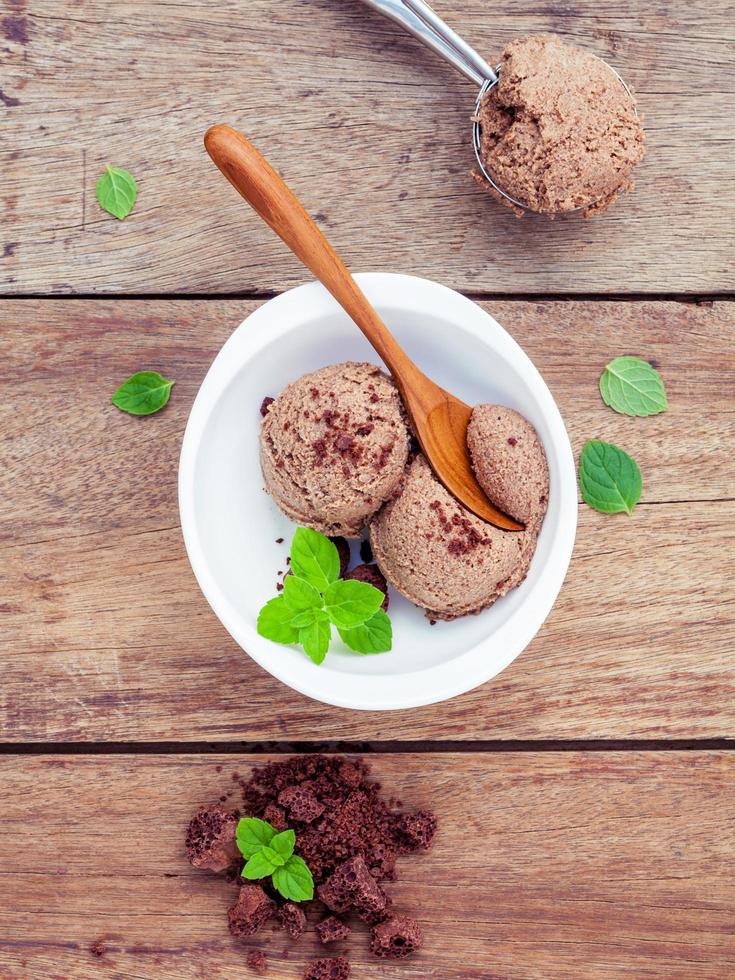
top-left (361, 0), bottom-right (645, 216)
top-left (178, 137), bottom-right (577, 711)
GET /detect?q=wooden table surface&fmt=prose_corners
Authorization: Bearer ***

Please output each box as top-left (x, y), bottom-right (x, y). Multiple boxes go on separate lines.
top-left (2, 1), bottom-right (734, 977)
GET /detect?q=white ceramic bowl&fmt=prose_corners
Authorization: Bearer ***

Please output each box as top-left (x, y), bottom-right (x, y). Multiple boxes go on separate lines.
top-left (179, 274), bottom-right (576, 711)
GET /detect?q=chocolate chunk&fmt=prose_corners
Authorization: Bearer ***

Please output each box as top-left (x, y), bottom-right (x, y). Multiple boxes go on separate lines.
top-left (246, 949), bottom-right (268, 974)
top-left (345, 564), bottom-right (389, 612)
top-left (317, 855), bottom-right (389, 922)
top-left (303, 957), bottom-right (351, 980)
top-left (370, 914), bottom-right (423, 958)
top-left (329, 536), bottom-right (350, 578)
top-left (260, 396), bottom-right (274, 417)
top-left (397, 810), bottom-right (437, 851)
top-left (262, 803), bottom-right (288, 832)
top-left (278, 785), bottom-right (325, 824)
top-left (279, 901), bottom-right (306, 939)
top-left (315, 915), bottom-right (351, 945)
top-left (185, 803), bottom-right (238, 872)
top-left (228, 885), bottom-right (276, 938)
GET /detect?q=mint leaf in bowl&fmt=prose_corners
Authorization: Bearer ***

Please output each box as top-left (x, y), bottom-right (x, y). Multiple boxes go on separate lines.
top-left (579, 440), bottom-right (642, 515)
top-left (599, 356), bottom-right (668, 417)
top-left (338, 609), bottom-right (392, 654)
top-left (323, 579), bottom-right (384, 629)
top-left (289, 527), bottom-right (340, 592)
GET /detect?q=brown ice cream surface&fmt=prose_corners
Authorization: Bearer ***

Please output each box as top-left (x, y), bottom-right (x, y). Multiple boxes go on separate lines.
top-left (475, 34), bottom-right (645, 215)
top-left (370, 407), bottom-right (548, 621)
top-left (260, 362), bottom-right (410, 537)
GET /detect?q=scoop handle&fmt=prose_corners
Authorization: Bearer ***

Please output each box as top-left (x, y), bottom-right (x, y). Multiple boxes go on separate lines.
top-left (204, 124), bottom-right (416, 385)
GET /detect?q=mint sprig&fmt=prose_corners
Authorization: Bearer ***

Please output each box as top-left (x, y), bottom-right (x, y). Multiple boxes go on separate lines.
top-left (235, 818), bottom-right (314, 902)
top-left (257, 527), bottom-right (392, 662)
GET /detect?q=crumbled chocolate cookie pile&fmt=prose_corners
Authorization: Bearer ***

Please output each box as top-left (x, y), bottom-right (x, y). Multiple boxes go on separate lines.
top-left (185, 754), bottom-right (436, 976)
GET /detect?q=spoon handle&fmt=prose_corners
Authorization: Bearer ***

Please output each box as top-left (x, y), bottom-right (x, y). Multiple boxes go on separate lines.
top-left (204, 124), bottom-right (417, 386)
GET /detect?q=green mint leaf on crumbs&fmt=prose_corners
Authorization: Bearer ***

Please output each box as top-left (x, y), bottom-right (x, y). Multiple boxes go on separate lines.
top-left (299, 611), bottom-right (331, 665)
top-left (282, 575), bottom-right (323, 614)
top-left (96, 165), bottom-right (138, 220)
top-left (323, 578), bottom-right (384, 629)
top-left (112, 371), bottom-right (174, 416)
top-left (236, 817), bottom-right (277, 859)
top-left (242, 847), bottom-right (280, 880)
top-left (269, 829), bottom-right (295, 863)
top-left (579, 440), bottom-right (642, 515)
top-left (289, 527), bottom-right (340, 592)
top-left (272, 854), bottom-right (314, 902)
top-left (600, 356), bottom-right (668, 417)
top-left (338, 609), bottom-right (392, 654)
top-left (257, 597), bottom-right (300, 644)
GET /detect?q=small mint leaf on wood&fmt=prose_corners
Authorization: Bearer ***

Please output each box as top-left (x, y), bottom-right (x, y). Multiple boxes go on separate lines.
top-left (235, 817), bottom-right (277, 859)
top-left (112, 371), bottom-right (173, 416)
top-left (579, 440), bottom-right (642, 515)
top-left (96, 165), bottom-right (138, 219)
top-left (599, 356), bottom-right (668, 417)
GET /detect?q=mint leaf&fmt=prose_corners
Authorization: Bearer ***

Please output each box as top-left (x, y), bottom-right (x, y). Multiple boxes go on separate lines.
top-left (269, 829), bottom-right (295, 863)
top-left (323, 579), bottom-right (384, 629)
top-left (282, 575), bottom-right (323, 614)
top-left (96, 165), bottom-right (137, 220)
top-left (235, 817), bottom-right (277, 859)
top-left (600, 356), bottom-right (668, 417)
top-left (272, 854), bottom-right (314, 902)
top-left (338, 609), bottom-right (392, 654)
top-left (579, 440), bottom-right (642, 515)
top-left (299, 611), bottom-right (331, 665)
top-left (290, 528), bottom-right (340, 592)
top-left (257, 597), bottom-right (300, 644)
top-left (112, 371), bottom-right (173, 416)
top-left (242, 847), bottom-right (279, 880)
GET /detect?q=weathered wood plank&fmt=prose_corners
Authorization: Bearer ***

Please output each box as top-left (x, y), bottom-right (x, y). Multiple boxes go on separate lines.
top-left (1, 299), bottom-right (733, 740)
top-left (1, 753), bottom-right (733, 978)
top-left (1, 1), bottom-right (733, 294)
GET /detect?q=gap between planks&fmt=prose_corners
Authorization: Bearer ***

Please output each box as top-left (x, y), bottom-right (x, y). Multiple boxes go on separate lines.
top-left (3, 739), bottom-right (735, 756)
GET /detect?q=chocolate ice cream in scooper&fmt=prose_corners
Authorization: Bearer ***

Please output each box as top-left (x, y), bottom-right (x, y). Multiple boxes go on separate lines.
top-left (360, 0), bottom-right (644, 215)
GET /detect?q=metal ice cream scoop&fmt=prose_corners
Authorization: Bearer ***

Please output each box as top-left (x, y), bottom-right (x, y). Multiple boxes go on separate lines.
top-left (359, 0), bottom-right (636, 214)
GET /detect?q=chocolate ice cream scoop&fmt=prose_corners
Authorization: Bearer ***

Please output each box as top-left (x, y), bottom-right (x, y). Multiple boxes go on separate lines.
top-left (260, 362), bottom-right (410, 537)
top-left (360, 1), bottom-right (642, 215)
top-left (370, 406), bottom-right (549, 620)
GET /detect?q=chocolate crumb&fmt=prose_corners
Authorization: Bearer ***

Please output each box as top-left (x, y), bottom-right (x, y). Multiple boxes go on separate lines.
top-left (359, 539), bottom-right (373, 563)
top-left (259, 396), bottom-right (274, 417)
top-left (246, 949), bottom-right (268, 975)
top-left (228, 885), bottom-right (276, 938)
top-left (329, 537), bottom-right (350, 577)
top-left (507, 436), bottom-right (518, 446)
top-left (89, 940), bottom-right (105, 958)
top-left (315, 916), bottom-right (351, 945)
top-left (303, 957), bottom-right (350, 980)
top-left (279, 902), bottom-right (306, 940)
top-left (185, 804), bottom-right (238, 872)
top-left (276, 537), bottom-right (284, 544)
top-left (370, 914), bottom-right (423, 959)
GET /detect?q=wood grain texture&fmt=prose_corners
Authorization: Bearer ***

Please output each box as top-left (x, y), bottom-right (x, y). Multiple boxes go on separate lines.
top-left (2, 298), bottom-right (733, 741)
top-left (1, 753), bottom-right (734, 978)
top-left (1, 0), bottom-right (733, 295)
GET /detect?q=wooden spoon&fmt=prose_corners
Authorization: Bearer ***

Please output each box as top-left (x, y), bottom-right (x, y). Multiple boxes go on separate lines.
top-left (204, 124), bottom-right (523, 531)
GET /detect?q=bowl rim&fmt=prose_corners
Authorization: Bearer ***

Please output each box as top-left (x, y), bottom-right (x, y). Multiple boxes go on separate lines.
top-left (178, 272), bottom-right (577, 711)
